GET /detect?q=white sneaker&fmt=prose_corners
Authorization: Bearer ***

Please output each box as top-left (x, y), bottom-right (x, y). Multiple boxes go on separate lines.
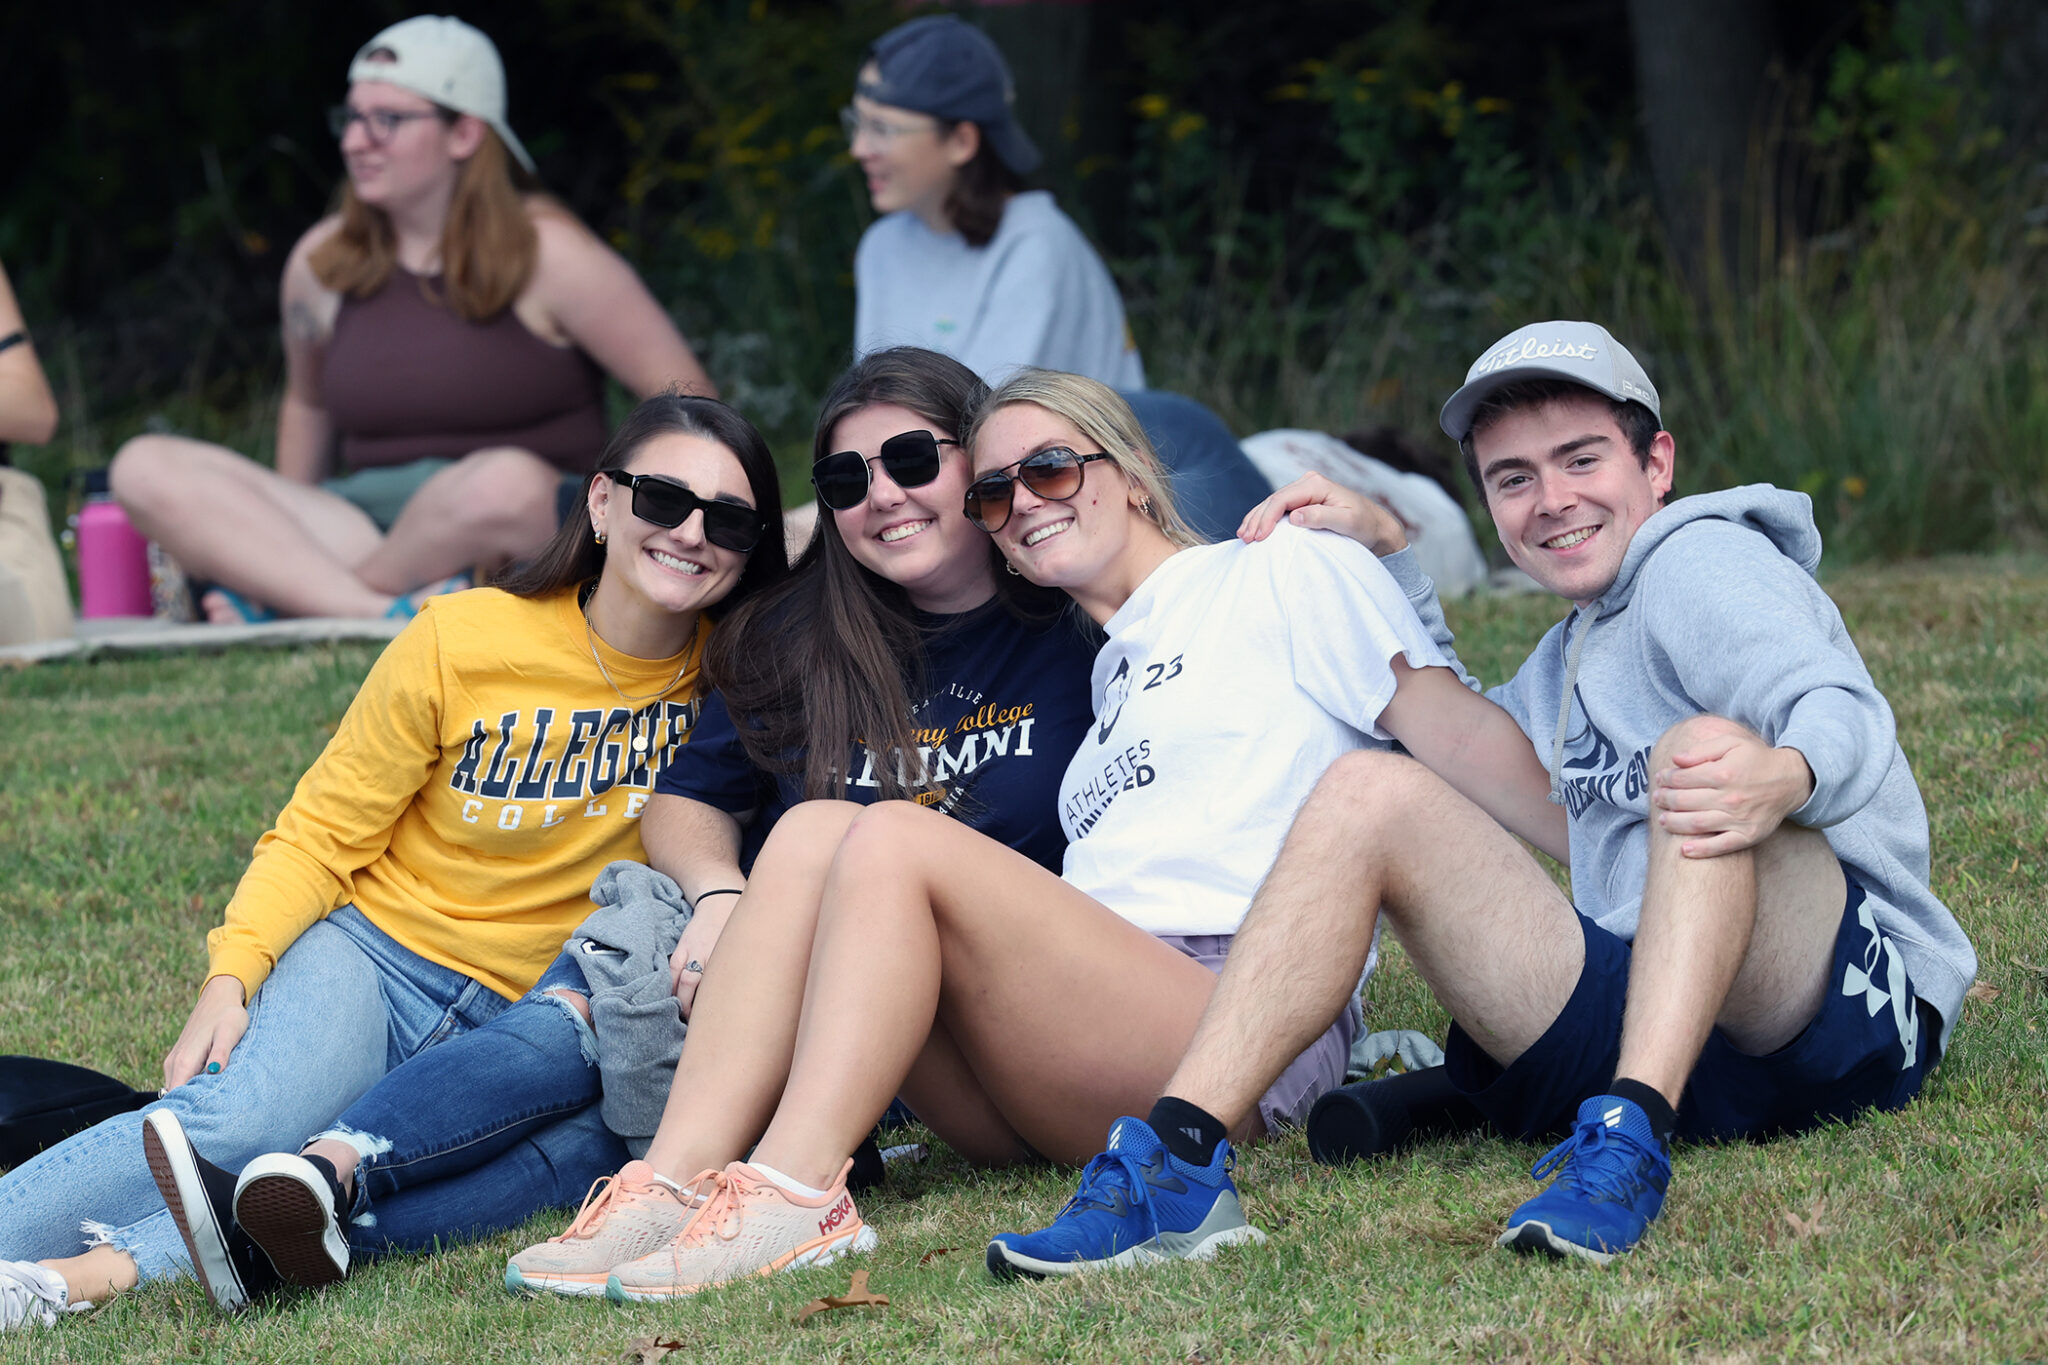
top-left (505, 1161), bottom-right (705, 1298)
top-left (0, 1258), bottom-right (84, 1331)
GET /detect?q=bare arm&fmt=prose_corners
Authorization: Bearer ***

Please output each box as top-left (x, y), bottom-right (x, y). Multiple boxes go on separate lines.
top-left (529, 212), bottom-right (716, 400)
top-left (641, 791), bottom-right (749, 1016)
top-left (0, 260), bottom-right (59, 445)
top-left (1378, 656), bottom-right (1570, 863)
top-left (274, 225), bottom-right (342, 484)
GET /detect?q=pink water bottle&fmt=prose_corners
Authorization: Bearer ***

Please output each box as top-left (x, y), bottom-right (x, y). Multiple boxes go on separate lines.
top-left (76, 470), bottom-right (154, 618)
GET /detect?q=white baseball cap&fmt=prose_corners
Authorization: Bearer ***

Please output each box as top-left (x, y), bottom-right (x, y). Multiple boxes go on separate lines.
top-left (1439, 320), bottom-right (1662, 442)
top-left (347, 16), bottom-right (535, 174)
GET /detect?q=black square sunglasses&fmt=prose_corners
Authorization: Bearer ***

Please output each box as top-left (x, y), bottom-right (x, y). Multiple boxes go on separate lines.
top-left (963, 448), bottom-right (1112, 533)
top-left (811, 430), bottom-right (958, 511)
top-left (603, 469), bottom-right (767, 553)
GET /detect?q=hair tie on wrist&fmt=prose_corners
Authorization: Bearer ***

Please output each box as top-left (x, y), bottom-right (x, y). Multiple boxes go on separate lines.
top-left (0, 331), bottom-right (28, 355)
top-left (693, 888), bottom-right (744, 903)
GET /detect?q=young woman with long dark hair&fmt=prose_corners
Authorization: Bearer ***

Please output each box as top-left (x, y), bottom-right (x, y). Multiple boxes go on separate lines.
top-left (0, 394), bottom-right (783, 1331)
top-left (499, 345), bottom-right (1106, 1295)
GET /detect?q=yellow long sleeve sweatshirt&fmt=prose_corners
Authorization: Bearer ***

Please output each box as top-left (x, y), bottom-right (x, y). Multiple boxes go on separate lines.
top-left (206, 587), bottom-right (713, 1001)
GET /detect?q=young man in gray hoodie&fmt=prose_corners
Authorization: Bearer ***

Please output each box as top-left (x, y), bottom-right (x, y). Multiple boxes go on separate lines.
top-left (986, 320), bottom-right (1976, 1275)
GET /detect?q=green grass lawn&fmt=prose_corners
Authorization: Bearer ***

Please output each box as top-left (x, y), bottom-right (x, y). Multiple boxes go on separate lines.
top-left (4, 559), bottom-right (2045, 1363)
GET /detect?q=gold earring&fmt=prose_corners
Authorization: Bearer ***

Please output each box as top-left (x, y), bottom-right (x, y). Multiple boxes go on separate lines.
top-left (594, 529), bottom-right (607, 546)
top-left (1140, 496), bottom-right (1155, 517)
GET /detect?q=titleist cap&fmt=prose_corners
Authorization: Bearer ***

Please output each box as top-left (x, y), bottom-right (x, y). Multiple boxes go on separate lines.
top-left (1440, 320), bottom-right (1661, 442)
top-left (348, 15), bottom-right (535, 174)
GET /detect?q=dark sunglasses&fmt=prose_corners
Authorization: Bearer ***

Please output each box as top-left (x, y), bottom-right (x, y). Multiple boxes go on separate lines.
top-left (963, 448), bottom-right (1113, 534)
top-left (811, 430), bottom-right (958, 511)
top-left (603, 469), bottom-right (766, 553)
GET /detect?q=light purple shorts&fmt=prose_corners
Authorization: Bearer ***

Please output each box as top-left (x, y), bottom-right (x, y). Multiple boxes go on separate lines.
top-left (1157, 933), bottom-right (1362, 1135)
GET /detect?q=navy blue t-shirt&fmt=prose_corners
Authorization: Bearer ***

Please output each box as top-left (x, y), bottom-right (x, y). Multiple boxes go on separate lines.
top-left (655, 604), bottom-right (1097, 872)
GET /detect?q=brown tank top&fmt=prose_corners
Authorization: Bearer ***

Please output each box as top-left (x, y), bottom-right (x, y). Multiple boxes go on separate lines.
top-left (321, 267), bottom-right (607, 474)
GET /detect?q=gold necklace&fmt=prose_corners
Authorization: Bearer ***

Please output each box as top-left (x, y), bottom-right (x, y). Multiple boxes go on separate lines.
top-left (583, 606), bottom-right (692, 759)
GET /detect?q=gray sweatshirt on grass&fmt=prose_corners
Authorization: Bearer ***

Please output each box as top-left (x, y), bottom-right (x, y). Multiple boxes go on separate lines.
top-left (1385, 484), bottom-right (1975, 1048)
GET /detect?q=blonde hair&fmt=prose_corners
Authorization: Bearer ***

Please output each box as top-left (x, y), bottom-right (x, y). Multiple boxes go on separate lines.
top-left (970, 369), bottom-right (1206, 548)
top-left (309, 126), bottom-right (553, 322)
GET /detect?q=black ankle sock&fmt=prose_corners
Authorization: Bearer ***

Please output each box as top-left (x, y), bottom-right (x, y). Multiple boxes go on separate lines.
top-left (302, 1153), bottom-right (349, 1210)
top-left (1147, 1097), bottom-right (1228, 1166)
top-left (1607, 1078), bottom-right (1677, 1149)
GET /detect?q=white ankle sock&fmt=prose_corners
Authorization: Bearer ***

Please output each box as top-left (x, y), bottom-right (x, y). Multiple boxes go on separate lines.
top-left (746, 1162), bottom-right (827, 1198)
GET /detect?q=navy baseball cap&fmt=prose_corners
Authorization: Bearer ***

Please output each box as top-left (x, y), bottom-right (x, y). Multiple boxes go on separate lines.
top-left (859, 15), bottom-right (1041, 176)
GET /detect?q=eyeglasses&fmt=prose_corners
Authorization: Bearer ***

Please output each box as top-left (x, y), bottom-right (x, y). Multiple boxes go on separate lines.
top-left (963, 448), bottom-right (1113, 534)
top-left (328, 105), bottom-right (446, 144)
top-left (811, 430), bottom-right (958, 511)
top-left (838, 105), bottom-right (939, 146)
top-left (603, 470), bottom-right (766, 554)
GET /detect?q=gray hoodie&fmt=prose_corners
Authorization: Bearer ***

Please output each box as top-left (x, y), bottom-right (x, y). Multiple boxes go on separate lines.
top-left (1388, 484), bottom-right (1975, 1048)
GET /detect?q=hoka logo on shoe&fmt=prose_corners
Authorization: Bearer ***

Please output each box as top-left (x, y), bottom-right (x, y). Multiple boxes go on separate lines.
top-left (818, 1197), bottom-right (853, 1236)
top-left (1603, 1106), bottom-right (1624, 1129)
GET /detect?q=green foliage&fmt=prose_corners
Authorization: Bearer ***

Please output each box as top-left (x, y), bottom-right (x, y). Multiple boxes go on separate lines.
top-left (10, 2), bottom-right (2045, 559)
top-left (1116, 3), bottom-right (2048, 561)
top-left (570, 0), bottom-right (897, 471)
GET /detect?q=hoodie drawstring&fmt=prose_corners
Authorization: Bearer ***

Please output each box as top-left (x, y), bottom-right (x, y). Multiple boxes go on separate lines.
top-left (1546, 610), bottom-right (1594, 805)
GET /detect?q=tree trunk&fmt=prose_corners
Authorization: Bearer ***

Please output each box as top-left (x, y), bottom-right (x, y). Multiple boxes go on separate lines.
top-left (1626, 0), bottom-right (1781, 289)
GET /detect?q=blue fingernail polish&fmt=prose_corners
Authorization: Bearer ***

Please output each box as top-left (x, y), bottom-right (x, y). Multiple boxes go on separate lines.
top-left (206, 1062), bottom-right (221, 1074)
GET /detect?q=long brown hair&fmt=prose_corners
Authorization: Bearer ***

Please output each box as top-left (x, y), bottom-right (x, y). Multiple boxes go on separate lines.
top-left (495, 393), bottom-right (788, 620)
top-left (944, 129), bottom-right (1026, 248)
top-left (309, 126), bottom-right (549, 321)
top-left (708, 347), bottom-right (1064, 802)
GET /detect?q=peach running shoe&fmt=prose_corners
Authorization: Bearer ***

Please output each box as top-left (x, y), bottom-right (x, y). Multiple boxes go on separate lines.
top-left (504, 1161), bottom-right (706, 1297)
top-left (605, 1158), bottom-right (875, 1301)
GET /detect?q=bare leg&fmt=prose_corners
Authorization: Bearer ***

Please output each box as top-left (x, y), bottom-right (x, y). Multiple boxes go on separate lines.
top-left (639, 801), bottom-right (866, 1183)
top-left (747, 801), bottom-right (1225, 1186)
top-left (352, 448), bottom-right (561, 594)
top-left (1161, 749), bottom-right (1583, 1132)
top-left (110, 435), bottom-right (392, 618)
top-left (1616, 717), bottom-right (1844, 1104)
top-left (41, 1244), bottom-right (138, 1306)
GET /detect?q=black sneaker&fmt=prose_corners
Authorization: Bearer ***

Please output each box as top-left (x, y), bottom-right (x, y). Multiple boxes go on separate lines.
top-left (234, 1153), bottom-right (350, 1288)
top-left (141, 1109), bottom-right (280, 1312)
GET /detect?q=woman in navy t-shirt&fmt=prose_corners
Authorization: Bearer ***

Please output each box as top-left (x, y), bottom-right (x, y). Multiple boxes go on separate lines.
top-left (494, 348), bottom-right (1100, 1297)
top-left (641, 347), bottom-right (1096, 1019)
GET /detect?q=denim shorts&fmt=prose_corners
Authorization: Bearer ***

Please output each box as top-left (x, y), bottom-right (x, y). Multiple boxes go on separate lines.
top-left (1159, 932), bottom-right (1361, 1135)
top-left (324, 457), bottom-right (584, 532)
top-left (1443, 872), bottom-right (1940, 1143)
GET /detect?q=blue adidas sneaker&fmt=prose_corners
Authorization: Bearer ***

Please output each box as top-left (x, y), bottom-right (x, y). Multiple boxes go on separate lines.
top-left (986, 1117), bottom-right (1265, 1279)
top-left (1498, 1094), bottom-right (1672, 1264)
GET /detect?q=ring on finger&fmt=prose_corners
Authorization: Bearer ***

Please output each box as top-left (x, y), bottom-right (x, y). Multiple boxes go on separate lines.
top-left (685, 959), bottom-right (704, 975)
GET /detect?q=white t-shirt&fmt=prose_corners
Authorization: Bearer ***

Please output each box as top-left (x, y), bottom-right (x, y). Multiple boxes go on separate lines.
top-left (1058, 522), bottom-right (1449, 936)
top-left (853, 190), bottom-right (1146, 390)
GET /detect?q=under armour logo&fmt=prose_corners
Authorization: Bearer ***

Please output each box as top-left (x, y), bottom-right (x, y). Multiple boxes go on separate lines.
top-left (1842, 900), bottom-right (1919, 1069)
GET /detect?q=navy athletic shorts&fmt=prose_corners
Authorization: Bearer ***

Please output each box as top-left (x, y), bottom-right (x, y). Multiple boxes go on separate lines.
top-left (1443, 872), bottom-right (1940, 1143)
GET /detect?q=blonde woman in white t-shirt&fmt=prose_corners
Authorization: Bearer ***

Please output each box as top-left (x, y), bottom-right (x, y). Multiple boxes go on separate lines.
top-left (506, 370), bottom-right (1562, 1301)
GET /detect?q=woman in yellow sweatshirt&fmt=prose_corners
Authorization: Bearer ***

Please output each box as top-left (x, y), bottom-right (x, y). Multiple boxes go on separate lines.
top-left (0, 394), bottom-right (786, 1328)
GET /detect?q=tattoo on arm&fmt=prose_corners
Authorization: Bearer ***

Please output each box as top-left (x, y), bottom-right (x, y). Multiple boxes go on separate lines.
top-left (284, 299), bottom-right (324, 345)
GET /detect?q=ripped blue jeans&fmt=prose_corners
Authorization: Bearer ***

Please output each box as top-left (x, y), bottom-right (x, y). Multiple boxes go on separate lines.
top-left (0, 908), bottom-right (512, 1280)
top-left (311, 947), bottom-right (629, 1258)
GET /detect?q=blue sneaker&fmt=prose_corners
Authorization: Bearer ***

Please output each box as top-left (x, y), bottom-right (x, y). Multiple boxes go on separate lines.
top-left (985, 1117), bottom-right (1265, 1279)
top-left (1497, 1095), bottom-right (1672, 1264)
